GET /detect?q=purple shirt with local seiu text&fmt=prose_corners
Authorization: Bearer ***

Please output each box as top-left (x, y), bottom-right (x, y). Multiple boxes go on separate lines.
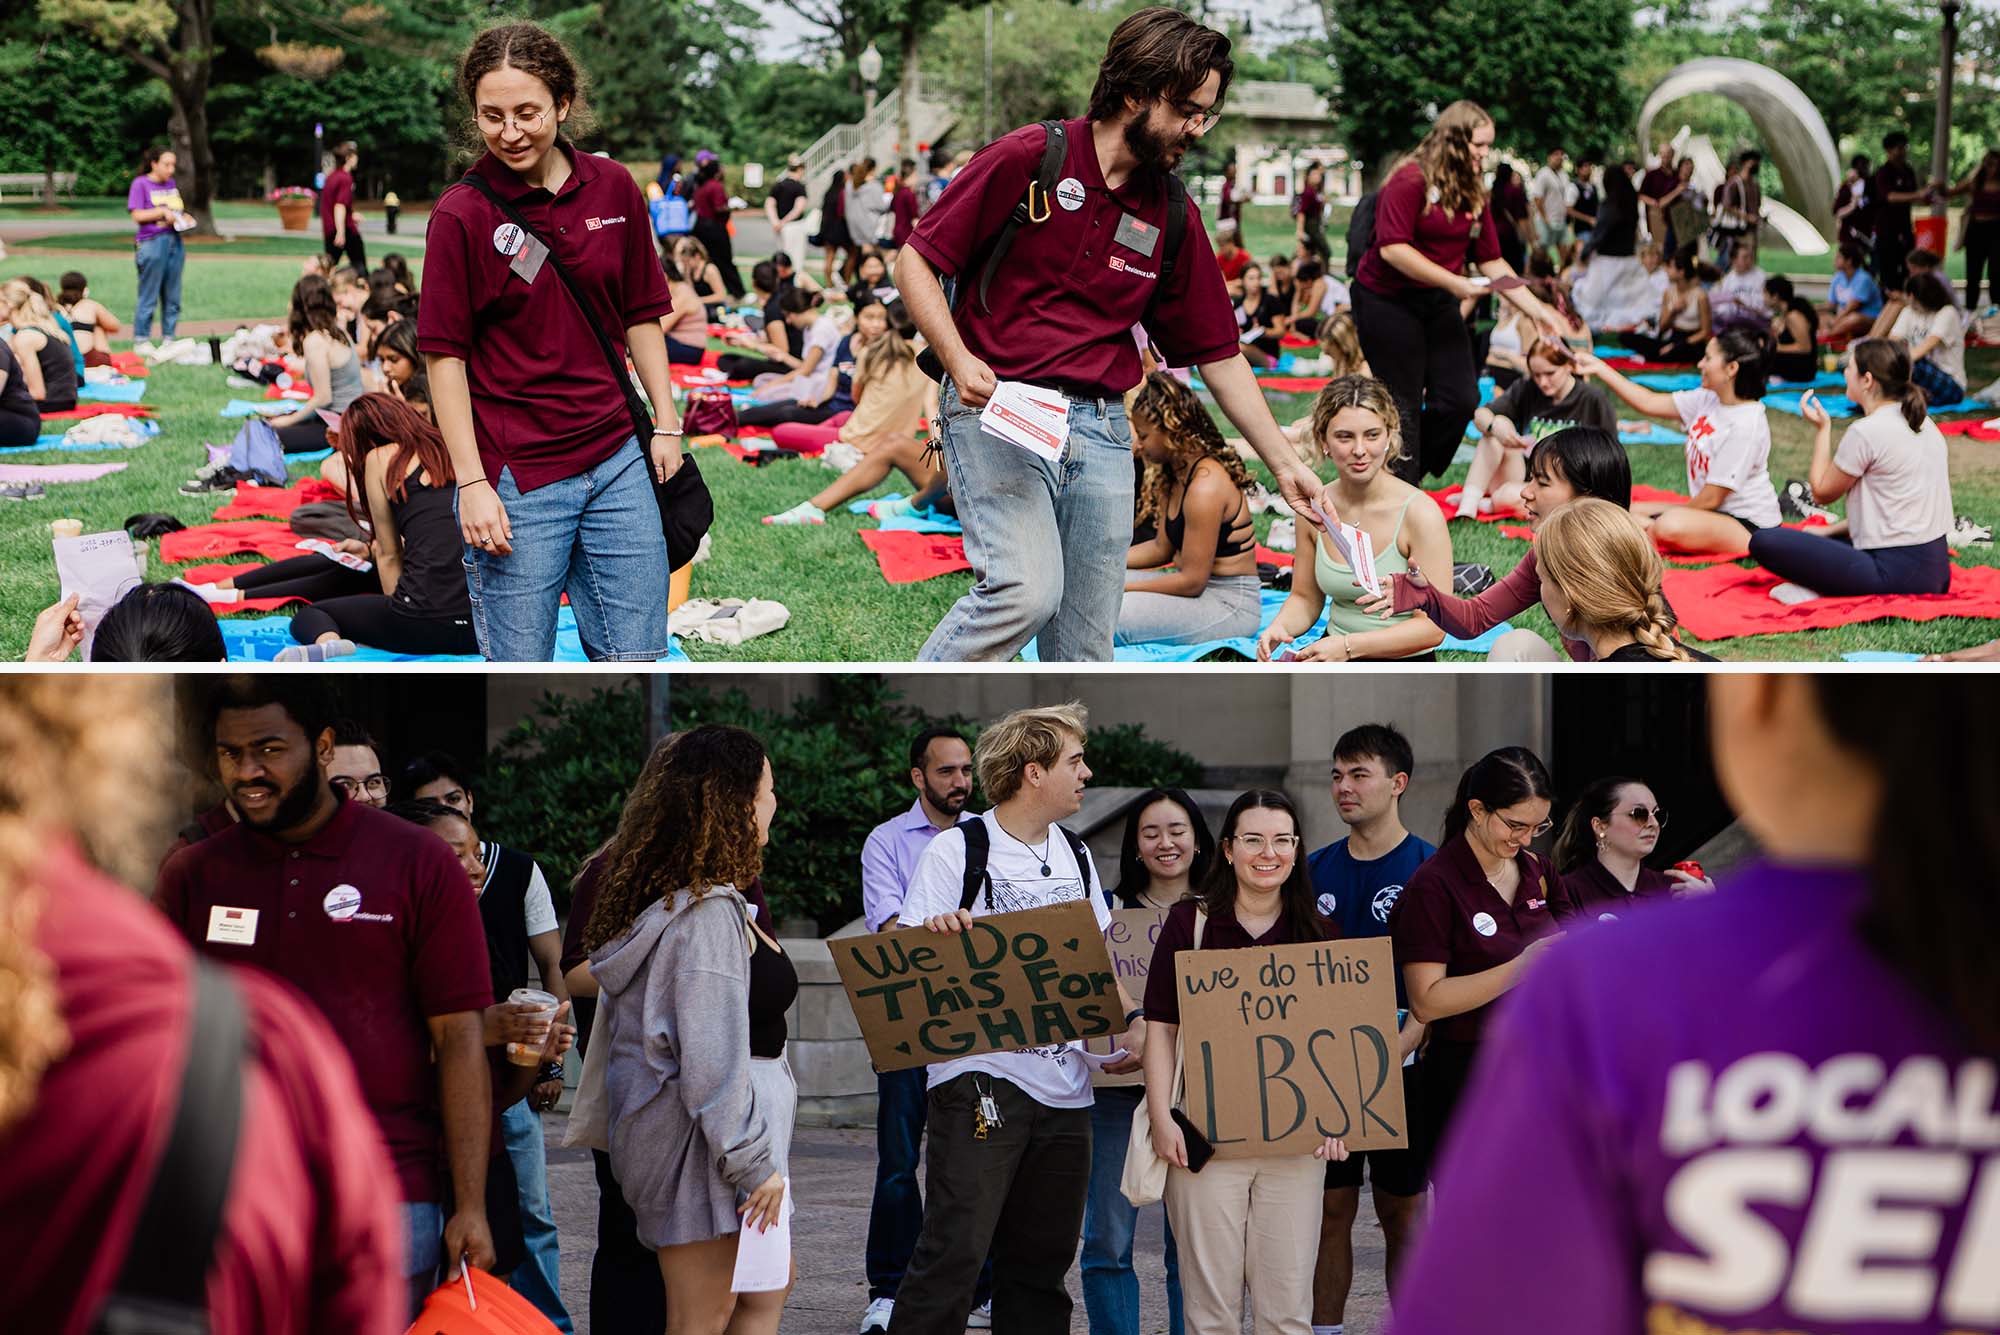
top-left (128, 175), bottom-right (180, 244)
top-left (1391, 859), bottom-right (1998, 1335)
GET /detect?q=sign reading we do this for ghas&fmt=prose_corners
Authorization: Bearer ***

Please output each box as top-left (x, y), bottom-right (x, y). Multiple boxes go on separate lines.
top-left (832, 901), bottom-right (1121, 1073)
top-left (1179, 937), bottom-right (1408, 1156)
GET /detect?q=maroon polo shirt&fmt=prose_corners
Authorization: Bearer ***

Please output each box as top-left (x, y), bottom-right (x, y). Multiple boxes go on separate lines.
top-left (905, 117), bottom-right (1239, 397)
top-left (417, 143), bottom-right (674, 492)
top-left (1388, 834), bottom-right (1557, 1044)
top-left (693, 177), bottom-right (730, 223)
top-left (1142, 898), bottom-right (1335, 1025)
top-left (1553, 858), bottom-right (1674, 924)
top-left (890, 185), bottom-right (920, 246)
top-left (1356, 161), bottom-right (1504, 298)
top-left (320, 169), bottom-right (354, 235)
top-left (154, 798), bottom-right (494, 1203)
top-left (1638, 165), bottom-right (1677, 206)
top-left (6, 845), bottom-right (402, 1335)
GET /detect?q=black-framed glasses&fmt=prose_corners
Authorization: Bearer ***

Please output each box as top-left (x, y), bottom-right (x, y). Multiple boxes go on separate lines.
top-left (1169, 98), bottom-right (1223, 133)
top-left (1623, 805), bottom-right (1668, 828)
top-left (331, 774), bottom-right (388, 799)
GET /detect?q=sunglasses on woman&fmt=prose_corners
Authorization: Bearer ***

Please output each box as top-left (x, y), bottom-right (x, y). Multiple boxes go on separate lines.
top-left (1622, 805), bottom-right (1669, 827)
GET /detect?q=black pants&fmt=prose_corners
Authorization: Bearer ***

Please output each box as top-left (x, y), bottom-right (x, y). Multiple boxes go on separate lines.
top-left (276, 418), bottom-right (331, 454)
top-left (1749, 530), bottom-right (1950, 597)
top-left (1874, 231), bottom-right (1913, 296)
top-left (590, 1148), bottom-right (667, 1335)
top-left (717, 353), bottom-right (790, 380)
top-left (1619, 330), bottom-right (1704, 364)
top-left (1771, 350), bottom-right (1817, 384)
top-left (323, 228), bottom-right (367, 272)
top-left (886, 1074), bottom-right (1092, 1335)
top-left (666, 336), bottom-right (706, 365)
top-left (232, 555), bottom-right (479, 654)
top-left (1965, 216), bottom-right (2000, 308)
top-left (1413, 1039), bottom-right (1482, 1190)
top-left (737, 398), bottom-right (840, 429)
top-left (692, 217), bottom-right (745, 297)
top-left (1353, 282), bottom-right (1480, 483)
top-left (232, 554), bottom-right (376, 602)
top-left (0, 407), bottom-right (37, 448)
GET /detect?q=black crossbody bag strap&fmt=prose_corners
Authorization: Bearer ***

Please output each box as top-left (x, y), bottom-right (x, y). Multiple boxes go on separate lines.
top-left (1057, 825), bottom-right (1095, 895)
top-left (459, 170), bottom-right (654, 443)
top-left (92, 958), bottom-right (247, 1335)
top-left (958, 819), bottom-right (992, 912)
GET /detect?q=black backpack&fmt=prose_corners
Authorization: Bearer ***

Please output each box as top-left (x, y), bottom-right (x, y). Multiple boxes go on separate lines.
top-left (916, 120), bottom-right (1190, 381)
top-left (958, 817), bottom-right (1096, 911)
top-left (1344, 189), bottom-right (1378, 281)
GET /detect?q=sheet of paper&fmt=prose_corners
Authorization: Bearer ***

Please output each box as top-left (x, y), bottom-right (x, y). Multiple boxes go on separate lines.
top-left (979, 381), bottom-right (1070, 463)
top-left (53, 530), bottom-right (144, 660)
top-left (730, 1181), bottom-right (793, 1293)
top-left (296, 538), bottom-right (374, 573)
top-left (1079, 1046), bottom-right (1131, 1071)
top-left (1315, 504), bottom-right (1382, 598)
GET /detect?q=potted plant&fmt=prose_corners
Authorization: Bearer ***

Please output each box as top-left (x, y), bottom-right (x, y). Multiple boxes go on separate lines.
top-left (268, 185), bottom-right (317, 231)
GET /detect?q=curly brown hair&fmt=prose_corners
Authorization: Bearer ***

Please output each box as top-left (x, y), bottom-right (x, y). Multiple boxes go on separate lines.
top-left (456, 21), bottom-right (596, 146)
top-left (0, 678), bottom-right (177, 1134)
top-left (581, 725), bottom-right (768, 953)
top-left (1130, 372), bottom-right (1254, 530)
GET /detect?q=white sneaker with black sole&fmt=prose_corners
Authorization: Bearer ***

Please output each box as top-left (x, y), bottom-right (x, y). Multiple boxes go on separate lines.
top-left (1778, 479), bottom-right (1839, 525)
top-left (859, 1298), bottom-right (893, 1333)
top-left (967, 1300), bottom-right (992, 1329)
top-left (1950, 516), bottom-right (1993, 547)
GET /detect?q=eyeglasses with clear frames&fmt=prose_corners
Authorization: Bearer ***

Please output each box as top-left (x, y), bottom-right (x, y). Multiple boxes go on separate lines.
top-left (477, 106), bottom-right (552, 136)
top-left (331, 774), bottom-right (389, 799)
top-left (1491, 812), bottom-right (1554, 839)
top-left (1171, 99), bottom-right (1222, 134)
top-left (1231, 834), bottom-right (1299, 854)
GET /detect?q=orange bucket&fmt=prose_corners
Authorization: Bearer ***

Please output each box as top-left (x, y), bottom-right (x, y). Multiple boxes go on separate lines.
top-left (669, 560), bottom-right (692, 611)
top-left (405, 1267), bottom-right (561, 1335)
top-left (1914, 215), bottom-right (1949, 256)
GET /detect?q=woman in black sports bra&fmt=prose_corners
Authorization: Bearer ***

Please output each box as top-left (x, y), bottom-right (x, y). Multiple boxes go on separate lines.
top-left (1119, 373), bottom-right (1265, 648)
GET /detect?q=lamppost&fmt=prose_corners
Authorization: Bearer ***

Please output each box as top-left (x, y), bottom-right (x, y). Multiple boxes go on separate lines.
top-left (1930, 1), bottom-right (1961, 218)
top-left (860, 41), bottom-right (883, 126)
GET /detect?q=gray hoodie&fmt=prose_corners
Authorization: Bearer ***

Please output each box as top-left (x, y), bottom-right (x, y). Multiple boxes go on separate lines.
top-left (589, 884), bottom-right (779, 1247)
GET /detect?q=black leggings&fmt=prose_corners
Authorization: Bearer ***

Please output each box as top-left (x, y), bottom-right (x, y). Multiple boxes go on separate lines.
top-left (692, 217), bottom-right (745, 297)
top-left (1965, 216), bottom-right (2000, 308)
top-left (0, 408), bottom-right (37, 448)
top-left (1353, 281), bottom-right (1480, 483)
top-left (717, 352), bottom-right (790, 380)
top-left (1749, 530), bottom-right (1950, 597)
top-left (667, 336), bottom-right (706, 365)
top-left (737, 398), bottom-right (840, 428)
top-left (276, 418), bottom-right (331, 454)
top-left (1619, 330), bottom-right (1704, 364)
top-left (231, 555), bottom-right (479, 654)
top-left (1414, 1040), bottom-right (1482, 1187)
top-left (1771, 350), bottom-right (1817, 384)
top-left (323, 229), bottom-right (366, 272)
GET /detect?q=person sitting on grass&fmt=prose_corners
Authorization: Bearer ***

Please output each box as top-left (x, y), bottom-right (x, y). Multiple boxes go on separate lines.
top-left (1534, 497), bottom-right (1716, 662)
top-left (256, 273), bottom-right (364, 459)
top-left (1115, 372), bottom-right (1264, 647)
top-left (846, 249), bottom-right (897, 309)
top-left (0, 279), bottom-right (78, 413)
top-left (737, 288), bottom-right (844, 428)
top-left (1707, 241), bottom-right (1769, 333)
top-left (0, 338), bottom-right (40, 449)
top-left (715, 261), bottom-right (799, 380)
top-left (1820, 241), bottom-right (1883, 342)
top-left (1277, 313), bottom-right (1372, 459)
top-left (1881, 272), bottom-right (1967, 408)
top-left (372, 317), bottom-right (422, 401)
top-left (1233, 263), bottom-right (1289, 368)
top-left (1362, 426), bottom-right (1639, 662)
top-left (762, 300), bottom-right (933, 526)
top-left (1291, 259), bottom-right (1329, 340)
top-left (659, 252), bottom-right (711, 365)
top-left (182, 393), bottom-right (479, 661)
top-left (1765, 275), bottom-right (1819, 384)
top-left (25, 583), bottom-right (228, 663)
top-left (1575, 329), bottom-right (1782, 556)
top-left (1751, 338), bottom-right (1952, 599)
top-left (55, 272), bottom-right (121, 368)
top-left (1618, 245), bottom-right (1710, 364)
top-left (1455, 339), bottom-right (1616, 520)
top-left (672, 235), bottom-right (732, 321)
top-left (1259, 376), bottom-right (1452, 662)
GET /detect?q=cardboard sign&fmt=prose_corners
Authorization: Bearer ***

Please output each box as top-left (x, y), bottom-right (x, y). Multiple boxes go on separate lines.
top-left (1178, 937), bottom-right (1407, 1157)
top-left (1086, 906), bottom-right (1169, 1088)
top-left (833, 901), bottom-right (1120, 1073)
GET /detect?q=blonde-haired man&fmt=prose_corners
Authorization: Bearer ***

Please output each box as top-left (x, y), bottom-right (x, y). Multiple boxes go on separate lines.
top-left (889, 703), bottom-right (1147, 1335)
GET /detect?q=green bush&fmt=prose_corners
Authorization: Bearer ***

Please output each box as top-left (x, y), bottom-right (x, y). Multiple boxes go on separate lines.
top-left (477, 676), bottom-right (1204, 932)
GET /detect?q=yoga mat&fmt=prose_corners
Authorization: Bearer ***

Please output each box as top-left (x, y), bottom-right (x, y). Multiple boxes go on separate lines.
top-left (1255, 542), bottom-right (1292, 568)
top-left (1937, 418), bottom-right (2000, 441)
top-left (1768, 371), bottom-right (1847, 391)
top-left (1618, 422), bottom-right (1688, 446)
top-left (287, 447), bottom-right (335, 464)
top-left (160, 519), bottom-right (310, 563)
top-left (3, 432), bottom-right (153, 454)
top-left (220, 399), bottom-right (295, 418)
top-left (1251, 375), bottom-right (1333, 393)
top-left (1429, 483), bottom-right (1689, 524)
top-left (1841, 651), bottom-right (1922, 662)
top-left (77, 380), bottom-right (147, 403)
top-left (859, 529), bottom-right (972, 584)
top-left (40, 402), bottom-right (155, 420)
top-left (0, 461), bottom-right (128, 483)
top-left (212, 478), bottom-right (345, 521)
top-left (1659, 563), bottom-right (2000, 640)
top-left (213, 604), bottom-right (659, 662)
top-left (878, 510), bottom-right (963, 535)
top-left (1629, 371), bottom-right (1706, 391)
top-left (1766, 391), bottom-right (1860, 418)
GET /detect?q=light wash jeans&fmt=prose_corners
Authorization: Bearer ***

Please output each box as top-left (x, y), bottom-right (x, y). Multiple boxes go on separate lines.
top-left (458, 436), bottom-right (671, 661)
top-left (502, 1099), bottom-right (574, 1332)
top-left (918, 377), bottom-right (1133, 661)
top-left (1082, 1090), bottom-right (1184, 1335)
top-left (1115, 573), bottom-right (1262, 647)
top-left (133, 232), bottom-right (184, 340)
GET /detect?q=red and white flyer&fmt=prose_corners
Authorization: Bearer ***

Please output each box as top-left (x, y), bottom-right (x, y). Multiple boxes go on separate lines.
top-left (980, 381), bottom-right (1071, 463)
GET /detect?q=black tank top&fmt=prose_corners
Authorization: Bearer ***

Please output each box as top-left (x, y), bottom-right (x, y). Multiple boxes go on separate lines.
top-left (747, 927), bottom-right (798, 1059)
top-left (28, 329), bottom-right (77, 409)
top-left (389, 472), bottom-right (473, 620)
top-left (1164, 461), bottom-right (1255, 562)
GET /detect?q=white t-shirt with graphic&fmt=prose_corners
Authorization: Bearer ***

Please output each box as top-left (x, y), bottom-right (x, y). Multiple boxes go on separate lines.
top-left (1670, 388), bottom-right (1782, 528)
top-left (898, 809), bottom-right (1112, 1109)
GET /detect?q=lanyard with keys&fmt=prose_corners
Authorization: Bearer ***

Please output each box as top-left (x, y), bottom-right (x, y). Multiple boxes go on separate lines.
top-left (973, 1075), bottom-right (1004, 1139)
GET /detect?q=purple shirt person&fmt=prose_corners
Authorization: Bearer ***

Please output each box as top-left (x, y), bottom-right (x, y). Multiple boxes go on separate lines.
top-left (126, 147), bottom-right (186, 342)
top-left (1391, 675), bottom-right (2000, 1335)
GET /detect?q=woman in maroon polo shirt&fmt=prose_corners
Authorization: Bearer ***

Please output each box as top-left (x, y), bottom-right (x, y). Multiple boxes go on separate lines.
top-left (1551, 776), bottom-right (1714, 923)
top-left (689, 158), bottom-right (745, 299)
top-left (419, 22), bottom-right (683, 662)
top-left (1390, 745), bottom-right (1562, 1180)
top-left (1352, 100), bottom-right (1565, 485)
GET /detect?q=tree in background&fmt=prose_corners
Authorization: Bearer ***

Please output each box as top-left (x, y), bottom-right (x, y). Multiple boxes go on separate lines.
top-left (539, 0), bottom-right (759, 160)
top-left (0, 30), bottom-right (158, 199)
top-left (921, 0), bottom-right (1142, 145)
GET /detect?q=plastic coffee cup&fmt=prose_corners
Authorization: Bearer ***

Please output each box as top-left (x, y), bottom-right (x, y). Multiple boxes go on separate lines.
top-left (50, 518), bottom-right (83, 540)
top-left (505, 987), bottom-right (559, 1066)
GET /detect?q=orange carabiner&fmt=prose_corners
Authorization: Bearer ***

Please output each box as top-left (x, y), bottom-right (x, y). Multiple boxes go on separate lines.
top-left (1026, 180), bottom-right (1052, 224)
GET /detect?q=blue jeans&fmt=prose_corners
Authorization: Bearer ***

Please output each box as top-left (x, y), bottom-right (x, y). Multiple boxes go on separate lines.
top-left (866, 1067), bottom-right (994, 1304)
top-left (401, 1200), bottom-right (444, 1320)
top-left (918, 377), bottom-right (1133, 661)
top-left (459, 436), bottom-right (671, 660)
top-left (502, 1099), bottom-right (573, 1332)
top-left (133, 233), bottom-right (184, 340)
top-left (1082, 1090), bottom-right (1183, 1335)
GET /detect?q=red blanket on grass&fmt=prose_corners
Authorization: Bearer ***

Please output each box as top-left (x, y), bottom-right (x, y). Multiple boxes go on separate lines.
top-left (211, 478), bottom-right (345, 521)
top-left (40, 403), bottom-right (157, 421)
top-left (1255, 542), bottom-right (1293, 568)
top-left (1430, 483), bottom-right (1689, 523)
top-left (1253, 375), bottom-right (1334, 394)
top-left (860, 529), bottom-right (972, 584)
top-left (160, 519), bottom-right (307, 564)
top-left (1938, 418), bottom-right (2000, 442)
top-left (107, 352), bottom-right (150, 378)
top-left (175, 562), bottom-right (309, 612)
top-left (1491, 513), bottom-right (1831, 564)
top-left (1661, 562), bottom-right (2000, 640)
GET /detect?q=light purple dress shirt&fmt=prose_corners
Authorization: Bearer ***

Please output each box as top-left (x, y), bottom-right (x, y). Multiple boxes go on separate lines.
top-left (860, 799), bottom-right (976, 931)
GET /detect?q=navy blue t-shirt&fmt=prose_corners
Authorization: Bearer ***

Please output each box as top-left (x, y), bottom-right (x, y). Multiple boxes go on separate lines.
top-left (1307, 831), bottom-right (1437, 1009)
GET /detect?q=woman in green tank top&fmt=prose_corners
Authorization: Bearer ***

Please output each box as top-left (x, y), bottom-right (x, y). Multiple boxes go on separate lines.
top-left (1259, 375), bottom-right (1453, 661)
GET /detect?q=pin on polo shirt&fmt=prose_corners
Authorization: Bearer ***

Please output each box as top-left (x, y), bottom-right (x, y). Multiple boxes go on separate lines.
top-left (1055, 177), bottom-right (1086, 212)
top-left (1472, 911), bottom-right (1498, 937)
top-left (492, 221), bottom-right (549, 285)
top-left (323, 883), bottom-right (395, 924)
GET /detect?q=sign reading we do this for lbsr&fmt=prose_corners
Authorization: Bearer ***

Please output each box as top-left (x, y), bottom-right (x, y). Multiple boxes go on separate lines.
top-left (833, 902), bottom-right (1120, 1073)
top-left (1179, 937), bottom-right (1408, 1156)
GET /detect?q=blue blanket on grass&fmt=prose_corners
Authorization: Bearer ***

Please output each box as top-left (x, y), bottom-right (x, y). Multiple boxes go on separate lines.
top-left (217, 605), bottom-right (689, 663)
top-left (845, 493), bottom-right (962, 534)
top-left (77, 379), bottom-right (148, 403)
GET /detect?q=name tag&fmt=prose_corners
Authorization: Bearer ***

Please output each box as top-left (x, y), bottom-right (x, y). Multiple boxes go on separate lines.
top-left (510, 233), bottom-right (551, 285)
top-left (206, 905), bottom-right (259, 946)
top-left (1113, 212), bottom-right (1161, 258)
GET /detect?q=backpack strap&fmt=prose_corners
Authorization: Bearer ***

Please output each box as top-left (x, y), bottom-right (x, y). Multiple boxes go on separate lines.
top-left (974, 119), bottom-right (1067, 315)
top-left (92, 958), bottom-right (246, 1335)
top-left (958, 819), bottom-right (991, 913)
top-left (1056, 824), bottom-right (1095, 895)
top-left (1155, 173), bottom-right (1187, 296)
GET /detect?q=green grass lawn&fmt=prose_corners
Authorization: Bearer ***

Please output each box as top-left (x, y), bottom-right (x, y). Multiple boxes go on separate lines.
top-left (3, 353), bottom-right (1995, 662)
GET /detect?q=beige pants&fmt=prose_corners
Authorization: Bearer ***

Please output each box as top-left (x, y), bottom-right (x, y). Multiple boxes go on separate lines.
top-left (1488, 627), bottom-right (1564, 662)
top-left (1165, 1154), bottom-right (1323, 1335)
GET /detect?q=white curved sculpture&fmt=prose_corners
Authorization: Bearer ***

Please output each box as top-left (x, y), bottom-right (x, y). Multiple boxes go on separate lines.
top-left (1638, 57), bottom-right (1840, 248)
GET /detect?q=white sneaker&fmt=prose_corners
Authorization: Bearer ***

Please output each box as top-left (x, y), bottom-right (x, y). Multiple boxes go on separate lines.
top-left (134, 339), bottom-right (158, 358)
top-left (967, 1300), bottom-right (992, 1329)
top-left (859, 1298), bottom-right (893, 1333)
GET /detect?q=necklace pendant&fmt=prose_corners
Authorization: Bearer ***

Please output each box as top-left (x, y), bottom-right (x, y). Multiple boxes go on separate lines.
top-left (1040, 863), bottom-right (1050, 877)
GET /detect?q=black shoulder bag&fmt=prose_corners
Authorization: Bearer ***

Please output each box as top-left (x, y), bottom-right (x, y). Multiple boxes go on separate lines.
top-left (458, 169), bottom-right (713, 570)
top-left (91, 958), bottom-right (247, 1335)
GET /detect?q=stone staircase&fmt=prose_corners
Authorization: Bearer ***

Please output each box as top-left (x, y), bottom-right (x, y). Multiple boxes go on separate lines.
top-left (797, 76), bottom-right (961, 196)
